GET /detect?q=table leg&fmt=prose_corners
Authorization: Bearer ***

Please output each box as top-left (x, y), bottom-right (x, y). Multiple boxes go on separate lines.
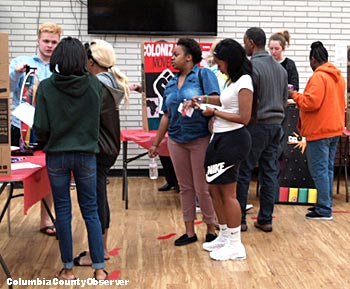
top-left (122, 141), bottom-right (128, 209)
top-left (121, 140), bottom-right (149, 209)
top-left (344, 136), bottom-right (349, 202)
top-left (41, 198), bottom-right (55, 224)
top-left (0, 183), bottom-right (12, 224)
top-left (337, 137), bottom-right (343, 195)
top-left (7, 184), bottom-right (12, 236)
top-left (0, 254), bottom-right (13, 289)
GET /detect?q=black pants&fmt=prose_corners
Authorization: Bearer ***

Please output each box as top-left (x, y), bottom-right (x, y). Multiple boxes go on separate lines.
top-left (11, 125), bottom-right (20, 147)
top-left (159, 156), bottom-right (178, 186)
top-left (96, 153), bottom-right (117, 234)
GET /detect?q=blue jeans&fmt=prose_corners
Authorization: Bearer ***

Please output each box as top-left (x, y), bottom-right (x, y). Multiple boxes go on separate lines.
top-left (237, 123), bottom-right (282, 225)
top-left (305, 137), bottom-right (339, 217)
top-left (46, 152), bottom-right (104, 270)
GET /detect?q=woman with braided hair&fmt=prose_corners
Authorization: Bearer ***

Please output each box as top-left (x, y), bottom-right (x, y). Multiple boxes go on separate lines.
top-left (290, 41), bottom-right (345, 220)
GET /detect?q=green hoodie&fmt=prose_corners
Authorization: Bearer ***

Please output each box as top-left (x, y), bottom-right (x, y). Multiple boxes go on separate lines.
top-left (33, 72), bottom-right (102, 153)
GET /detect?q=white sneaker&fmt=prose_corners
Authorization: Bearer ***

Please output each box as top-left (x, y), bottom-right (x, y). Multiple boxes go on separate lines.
top-left (246, 204), bottom-right (253, 211)
top-left (209, 242), bottom-right (246, 261)
top-left (202, 232), bottom-right (228, 252)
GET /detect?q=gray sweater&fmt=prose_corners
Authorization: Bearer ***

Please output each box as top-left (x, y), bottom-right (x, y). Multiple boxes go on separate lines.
top-left (251, 50), bottom-right (288, 124)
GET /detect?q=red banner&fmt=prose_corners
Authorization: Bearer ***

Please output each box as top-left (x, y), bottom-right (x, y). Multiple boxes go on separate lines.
top-left (142, 41), bottom-right (212, 130)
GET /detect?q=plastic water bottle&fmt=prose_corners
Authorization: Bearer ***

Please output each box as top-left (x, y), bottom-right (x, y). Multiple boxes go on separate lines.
top-left (149, 157), bottom-right (158, 180)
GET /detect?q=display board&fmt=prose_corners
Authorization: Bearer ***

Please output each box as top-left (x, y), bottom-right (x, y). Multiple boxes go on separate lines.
top-left (0, 32), bottom-right (11, 176)
top-left (347, 45), bottom-right (350, 128)
top-left (277, 104), bottom-right (317, 204)
top-left (142, 41), bottom-right (212, 131)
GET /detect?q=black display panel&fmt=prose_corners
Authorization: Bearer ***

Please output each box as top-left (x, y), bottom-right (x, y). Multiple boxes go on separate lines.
top-left (88, 0), bottom-right (217, 36)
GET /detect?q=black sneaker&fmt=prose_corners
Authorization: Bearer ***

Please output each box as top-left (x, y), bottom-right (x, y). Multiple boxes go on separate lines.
top-left (174, 234), bottom-right (198, 246)
top-left (305, 211), bottom-right (333, 220)
top-left (205, 233), bottom-right (217, 242)
top-left (307, 206), bottom-right (315, 213)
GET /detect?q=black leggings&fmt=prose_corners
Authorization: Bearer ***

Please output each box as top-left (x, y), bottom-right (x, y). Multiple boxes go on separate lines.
top-left (96, 153), bottom-right (117, 234)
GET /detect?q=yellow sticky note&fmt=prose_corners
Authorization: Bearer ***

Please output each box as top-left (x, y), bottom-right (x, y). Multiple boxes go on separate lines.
top-left (288, 188), bottom-right (298, 203)
top-left (308, 189), bottom-right (317, 203)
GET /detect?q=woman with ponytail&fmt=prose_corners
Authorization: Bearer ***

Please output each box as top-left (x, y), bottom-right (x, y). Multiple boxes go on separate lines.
top-left (187, 38), bottom-right (255, 261)
top-left (74, 39), bottom-right (130, 266)
top-left (269, 30), bottom-right (299, 91)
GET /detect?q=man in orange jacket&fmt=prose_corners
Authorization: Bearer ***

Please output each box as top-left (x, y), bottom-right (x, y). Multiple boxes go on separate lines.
top-left (290, 41), bottom-right (345, 220)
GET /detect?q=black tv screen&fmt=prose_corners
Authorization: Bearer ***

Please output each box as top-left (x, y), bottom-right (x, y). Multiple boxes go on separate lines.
top-left (88, 0), bottom-right (217, 36)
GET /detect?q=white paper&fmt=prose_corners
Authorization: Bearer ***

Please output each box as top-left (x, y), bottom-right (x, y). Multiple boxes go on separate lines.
top-left (12, 102), bottom-right (35, 128)
top-left (334, 42), bottom-right (348, 65)
top-left (11, 146), bottom-right (20, 151)
top-left (199, 104), bottom-right (221, 111)
top-left (177, 102), bottom-right (194, 118)
top-left (11, 162), bottom-right (42, 170)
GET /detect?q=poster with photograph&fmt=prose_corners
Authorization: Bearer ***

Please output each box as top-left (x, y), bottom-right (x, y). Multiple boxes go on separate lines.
top-left (142, 41), bottom-right (211, 130)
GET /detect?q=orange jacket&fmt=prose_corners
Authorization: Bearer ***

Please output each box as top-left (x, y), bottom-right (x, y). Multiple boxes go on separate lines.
top-left (292, 62), bottom-right (345, 141)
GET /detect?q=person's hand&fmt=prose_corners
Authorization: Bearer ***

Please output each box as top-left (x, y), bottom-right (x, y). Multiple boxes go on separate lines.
top-left (15, 62), bottom-right (28, 73)
top-left (201, 106), bottom-right (215, 117)
top-left (182, 100), bottom-right (195, 110)
top-left (182, 95), bottom-right (204, 110)
top-left (192, 95), bottom-right (205, 107)
top-left (148, 145), bottom-right (159, 158)
top-left (192, 95), bottom-right (205, 102)
top-left (288, 89), bottom-right (294, 99)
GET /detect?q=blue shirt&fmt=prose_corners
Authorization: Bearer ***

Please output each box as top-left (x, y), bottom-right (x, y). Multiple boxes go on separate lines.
top-left (9, 54), bottom-right (52, 128)
top-left (162, 65), bottom-right (220, 143)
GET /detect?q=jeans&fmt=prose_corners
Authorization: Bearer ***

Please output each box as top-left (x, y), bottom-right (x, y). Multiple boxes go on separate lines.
top-left (237, 123), bottom-right (282, 225)
top-left (305, 137), bottom-right (339, 217)
top-left (46, 152), bottom-right (104, 270)
top-left (168, 136), bottom-right (216, 225)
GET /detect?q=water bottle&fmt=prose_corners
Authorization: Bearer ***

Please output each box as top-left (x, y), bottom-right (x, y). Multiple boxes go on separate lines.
top-left (149, 157), bottom-right (158, 180)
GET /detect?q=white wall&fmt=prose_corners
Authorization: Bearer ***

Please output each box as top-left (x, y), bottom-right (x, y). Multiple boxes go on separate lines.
top-left (1, 0), bottom-right (349, 169)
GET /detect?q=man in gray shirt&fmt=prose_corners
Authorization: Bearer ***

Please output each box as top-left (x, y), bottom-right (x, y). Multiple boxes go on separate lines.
top-left (237, 27), bottom-right (288, 232)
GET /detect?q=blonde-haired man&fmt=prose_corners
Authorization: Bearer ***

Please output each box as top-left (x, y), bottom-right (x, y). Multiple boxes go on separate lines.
top-left (9, 22), bottom-right (62, 236)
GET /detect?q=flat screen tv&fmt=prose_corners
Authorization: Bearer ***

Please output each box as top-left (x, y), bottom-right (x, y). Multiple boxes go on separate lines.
top-left (88, 0), bottom-right (217, 36)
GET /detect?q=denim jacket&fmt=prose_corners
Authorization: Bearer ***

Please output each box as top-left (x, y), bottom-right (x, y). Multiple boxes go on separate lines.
top-left (162, 65), bottom-right (220, 143)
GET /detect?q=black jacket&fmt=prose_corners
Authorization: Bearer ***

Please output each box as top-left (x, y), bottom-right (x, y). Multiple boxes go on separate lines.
top-left (280, 57), bottom-right (299, 92)
top-left (96, 72), bottom-right (124, 162)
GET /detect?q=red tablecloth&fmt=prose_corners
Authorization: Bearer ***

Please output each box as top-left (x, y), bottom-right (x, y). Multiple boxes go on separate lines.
top-left (0, 151), bottom-right (51, 215)
top-left (120, 129), bottom-right (170, 156)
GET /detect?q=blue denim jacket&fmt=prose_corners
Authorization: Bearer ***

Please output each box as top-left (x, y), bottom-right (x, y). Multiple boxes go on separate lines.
top-left (162, 65), bottom-right (220, 143)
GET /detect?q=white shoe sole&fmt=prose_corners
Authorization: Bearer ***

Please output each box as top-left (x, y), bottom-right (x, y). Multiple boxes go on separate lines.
top-left (209, 252), bottom-right (247, 261)
top-left (209, 244), bottom-right (247, 261)
top-left (202, 242), bottom-right (226, 252)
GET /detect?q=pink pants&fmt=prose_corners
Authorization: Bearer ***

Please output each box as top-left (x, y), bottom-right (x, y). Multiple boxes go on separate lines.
top-left (168, 136), bottom-right (216, 224)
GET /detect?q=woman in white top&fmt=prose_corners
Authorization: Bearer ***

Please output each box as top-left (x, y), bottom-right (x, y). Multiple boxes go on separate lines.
top-left (188, 38), bottom-right (255, 261)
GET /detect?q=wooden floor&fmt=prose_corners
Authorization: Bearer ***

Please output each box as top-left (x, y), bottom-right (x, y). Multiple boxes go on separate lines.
top-left (1, 175), bottom-right (350, 289)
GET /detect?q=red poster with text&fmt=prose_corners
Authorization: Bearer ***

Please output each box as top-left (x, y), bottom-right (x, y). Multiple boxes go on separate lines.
top-left (142, 42), bottom-right (211, 130)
